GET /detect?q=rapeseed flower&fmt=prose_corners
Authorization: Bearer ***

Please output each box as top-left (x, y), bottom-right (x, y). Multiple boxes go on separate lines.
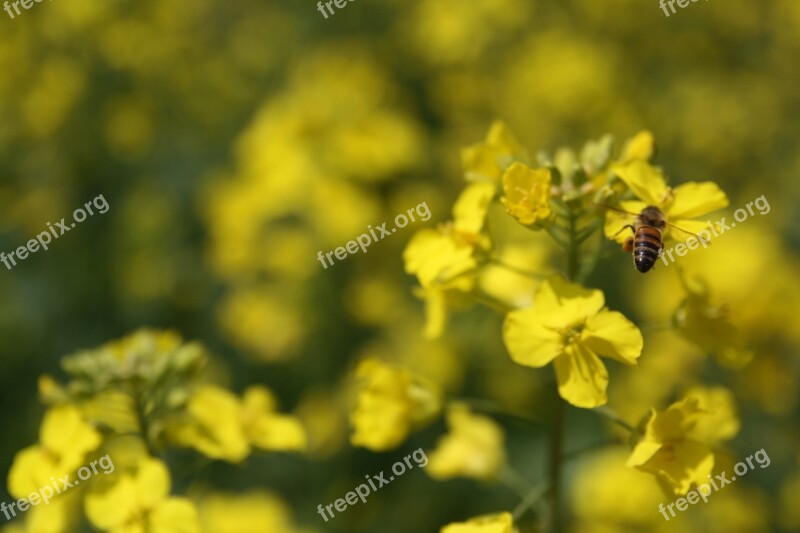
top-left (426, 403), bottom-right (506, 481)
top-left (85, 457), bottom-right (199, 533)
top-left (626, 387), bottom-right (739, 495)
top-left (500, 163), bottom-right (552, 226)
top-left (605, 160), bottom-right (728, 244)
top-left (350, 358), bottom-right (439, 451)
top-left (171, 385), bottom-right (306, 463)
top-left (503, 277), bottom-right (643, 408)
top-left (8, 405), bottom-right (101, 498)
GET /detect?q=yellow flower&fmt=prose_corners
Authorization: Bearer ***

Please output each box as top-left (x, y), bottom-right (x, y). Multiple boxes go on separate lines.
top-left (403, 182), bottom-right (494, 338)
top-left (350, 358), bottom-right (439, 451)
top-left (440, 512), bottom-right (515, 533)
top-left (426, 403), bottom-right (505, 481)
top-left (8, 405), bottom-right (101, 499)
top-left (626, 388), bottom-right (739, 495)
top-left (618, 130), bottom-right (656, 164)
top-left (461, 121), bottom-right (526, 182)
top-left (605, 160), bottom-right (728, 244)
top-left (673, 275), bottom-right (753, 369)
top-left (171, 385), bottom-right (306, 463)
top-left (501, 163), bottom-right (552, 226)
top-left (503, 277), bottom-right (643, 408)
top-left (240, 386), bottom-right (307, 452)
top-left (195, 490), bottom-right (306, 533)
top-left (85, 458), bottom-right (199, 533)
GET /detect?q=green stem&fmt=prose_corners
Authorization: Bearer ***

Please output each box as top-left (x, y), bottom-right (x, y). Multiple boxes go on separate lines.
top-left (593, 406), bottom-right (636, 433)
top-left (454, 397), bottom-right (545, 427)
top-left (548, 392), bottom-right (564, 533)
top-left (513, 482), bottom-right (550, 522)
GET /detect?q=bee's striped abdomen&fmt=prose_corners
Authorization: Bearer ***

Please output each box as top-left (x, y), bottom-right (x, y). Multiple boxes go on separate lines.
top-left (633, 226), bottom-right (662, 273)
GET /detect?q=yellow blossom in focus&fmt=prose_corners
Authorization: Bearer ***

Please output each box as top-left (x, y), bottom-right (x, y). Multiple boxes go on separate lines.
top-left (172, 385), bottom-right (306, 463)
top-left (440, 512), bottom-right (515, 533)
top-left (461, 121), bottom-right (527, 182)
top-left (501, 163), bottom-right (552, 226)
top-left (350, 358), bottom-right (440, 451)
top-left (85, 457), bottom-right (199, 533)
top-left (8, 405), bottom-right (101, 499)
top-left (626, 389), bottom-right (739, 495)
top-left (426, 403), bottom-right (505, 481)
top-left (605, 160), bottom-right (728, 244)
top-left (503, 277), bottom-right (643, 408)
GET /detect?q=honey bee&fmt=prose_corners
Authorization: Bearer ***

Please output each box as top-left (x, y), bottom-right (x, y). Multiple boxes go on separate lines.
top-left (604, 205), bottom-right (701, 273)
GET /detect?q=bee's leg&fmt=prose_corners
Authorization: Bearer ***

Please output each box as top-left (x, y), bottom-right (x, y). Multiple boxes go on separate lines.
top-left (614, 224), bottom-right (635, 237)
top-left (622, 236), bottom-right (634, 253)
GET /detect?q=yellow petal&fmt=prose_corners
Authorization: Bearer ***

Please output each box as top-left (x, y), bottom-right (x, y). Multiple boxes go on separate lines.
top-left (453, 182), bottom-right (497, 236)
top-left (403, 229), bottom-right (478, 290)
top-left (613, 160), bottom-right (669, 206)
top-left (502, 307), bottom-right (563, 368)
top-left (637, 440), bottom-right (715, 495)
top-left (426, 403), bottom-right (505, 481)
top-left (619, 130), bottom-right (655, 163)
top-left (663, 218), bottom-right (718, 244)
top-left (134, 458), bottom-right (171, 510)
top-left (249, 415), bottom-right (307, 452)
top-left (684, 386), bottom-right (740, 443)
top-left (534, 277), bottom-right (605, 329)
top-left (41, 405), bottom-right (101, 470)
top-left (440, 512), bottom-right (514, 533)
top-left (626, 439), bottom-right (662, 469)
top-left (7, 446), bottom-right (56, 499)
top-left (553, 343), bottom-right (609, 408)
top-left (149, 498), bottom-right (200, 533)
top-left (666, 181), bottom-right (729, 220)
top-left (603, 200), bottom-right (647, 244)
top-left (177, 386), bottom-right (250, 462)
top-left (581, 310), bottom-right (643, 366)
top-left (461, 121), bottom-right (526, 182)
top-left (85, 476), bottom-right (139, 530)
top-left (350, 359), bottom-right (415, 451)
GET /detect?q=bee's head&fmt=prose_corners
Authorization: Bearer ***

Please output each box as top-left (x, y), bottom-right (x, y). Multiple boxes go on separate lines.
top-left (640, 206), bottom-right (666, 229)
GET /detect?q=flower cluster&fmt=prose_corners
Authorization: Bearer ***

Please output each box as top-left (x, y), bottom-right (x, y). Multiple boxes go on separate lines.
top-left (5, 330), bottom-right (307, 532)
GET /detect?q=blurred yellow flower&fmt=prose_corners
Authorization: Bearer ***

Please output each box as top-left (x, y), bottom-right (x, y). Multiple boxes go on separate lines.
top-left (461, 121), bottom-right (527, 183)
top-left (501, 163), bottom-right (552, 226)
top-left (172, 385), bottom-right (306, 463)
top-left (426, 403), bottom-right (505, 481)
top-left (85, 457), bottom-right (199, 533)
top-left (503, 277), bottom-right (643, 408)
top-left (350, 358), bottom-right (439, 451)
top-left (8, 405), bottom-right (101, 499)
top-left (440, 512), bottom-right (515, 533)
top-left (619, 130), bottom-right (656, 164)
top-left (572, 448), bottom-right (663, 531)
top-left (195, 490), bottom-right (307, 533)
top-left (404, 182), bottom-right (496, 338)
top-left (626, 388), bottom-right (739, 495)
top-left (605, 160), bottom-right (728, 244)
